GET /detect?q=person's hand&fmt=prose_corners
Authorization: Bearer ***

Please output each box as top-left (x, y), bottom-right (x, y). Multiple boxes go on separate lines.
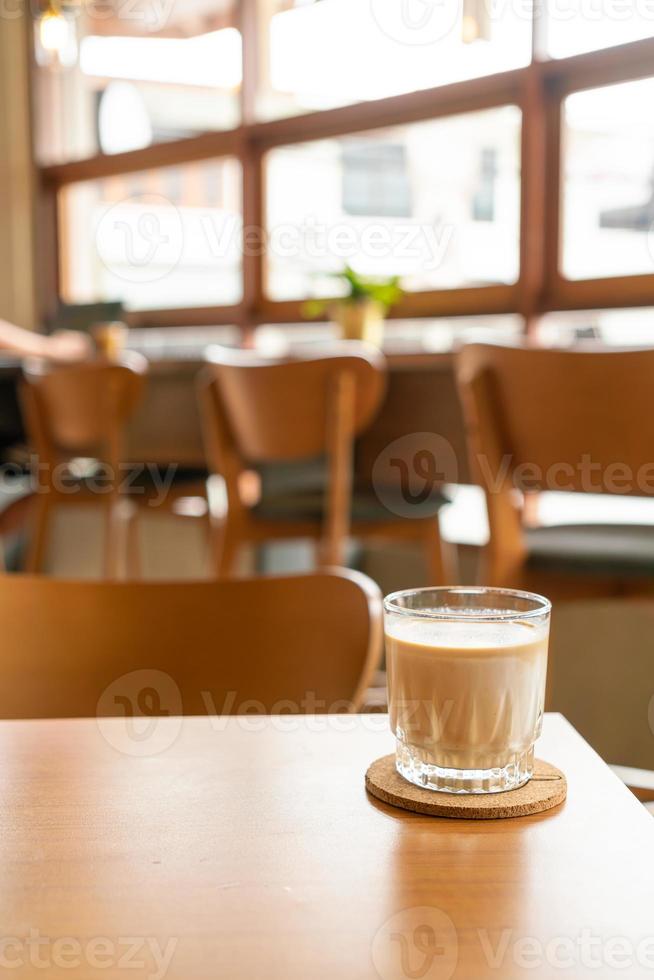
top-left (45, 330), bottom-right (94, 363)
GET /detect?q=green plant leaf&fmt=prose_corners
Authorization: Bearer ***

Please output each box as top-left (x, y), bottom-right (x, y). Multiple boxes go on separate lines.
top-left (301, 299), bottom-right (328, 319)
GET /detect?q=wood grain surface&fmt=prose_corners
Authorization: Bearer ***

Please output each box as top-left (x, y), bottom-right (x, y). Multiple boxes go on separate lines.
top-left (0, 713), bottom-right (651, 978)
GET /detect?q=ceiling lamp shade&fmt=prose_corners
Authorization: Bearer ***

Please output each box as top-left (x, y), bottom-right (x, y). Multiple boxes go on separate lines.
top-left (34, 1), bottom-right (79, 69)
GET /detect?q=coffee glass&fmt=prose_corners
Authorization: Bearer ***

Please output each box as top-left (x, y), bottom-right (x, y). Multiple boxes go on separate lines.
top-left (384, 587), bottom-right (551, 794)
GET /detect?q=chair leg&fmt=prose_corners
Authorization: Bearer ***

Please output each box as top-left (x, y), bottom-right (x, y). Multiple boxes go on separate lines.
top-left (125, 505), bottom-right (141, 580)
top-left (103, 498), bottom-right (128, 581)
top-left (213, 522), bottom-right (241, 578)
top-left (0, 493), bottom-right (31, 574)
top-left (24, 494), bottom-right (52, 573)
top-left (425, 517), bottom-right (458, 586)
top-left (480, 548), bottom-right (526, 590)
top-left (318, 536), bottom-right (345, 569)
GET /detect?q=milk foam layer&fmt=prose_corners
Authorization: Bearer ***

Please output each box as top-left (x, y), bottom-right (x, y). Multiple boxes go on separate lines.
top-left (386, 617), bottom-right (549, 771)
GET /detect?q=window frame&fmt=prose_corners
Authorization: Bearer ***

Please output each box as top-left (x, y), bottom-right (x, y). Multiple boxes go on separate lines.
top-left (32, 4), bottom-right (654, 337)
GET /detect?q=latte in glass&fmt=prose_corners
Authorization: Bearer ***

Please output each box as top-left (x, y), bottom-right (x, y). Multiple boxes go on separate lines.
top-left (384, 588), bottom-right (551, 794)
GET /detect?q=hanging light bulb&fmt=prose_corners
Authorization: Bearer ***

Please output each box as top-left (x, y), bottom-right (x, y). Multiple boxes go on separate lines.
top-left (35, 1), bottom-right (78, 69)
top-left (462, 0), bottom-right (491, 43)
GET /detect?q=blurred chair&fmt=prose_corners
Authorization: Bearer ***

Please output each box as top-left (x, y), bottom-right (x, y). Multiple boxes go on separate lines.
top-left (0, 570), bottom-right (382, 718)
top-left (198, 345), bottom-right (453, 582)
top-left (548, 600), bottom-right (654, 805)
top-left (20, 354), bottom-right (147, 579)
top-left (457, 344), bottom-right (654, 598)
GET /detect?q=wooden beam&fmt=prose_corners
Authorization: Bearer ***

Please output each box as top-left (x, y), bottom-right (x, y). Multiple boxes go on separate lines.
top-left (543, 93), bottom-right (563, 299)
top-left (239, 0), bottom-right (259, 126)
top-left (125, 304), bottom-right (244, 329)
top-left (518, 64), bottom-right (548, 329)
top-left (248, 68), bottom-right (526, 148)
top-left (41, 129), bottom-right (247, 187)
top-left (241, 145), bottom-right (265, 342)
top-left (545, 274), bottom-right (654, 311)
top-left (542, 35), bottom-right (654, 94)
top-left (254, 285), bottom-right (519, 325)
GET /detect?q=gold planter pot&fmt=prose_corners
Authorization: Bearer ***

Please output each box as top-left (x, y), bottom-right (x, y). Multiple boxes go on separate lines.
top-left (332, 300), bottom-right (385, 346)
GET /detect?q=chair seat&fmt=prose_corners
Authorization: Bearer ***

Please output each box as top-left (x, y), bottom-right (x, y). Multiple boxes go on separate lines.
top-left (527, 523), bottom-right (654, 577)
top-left (43, 465), bottom-right (208, 502)
top-left (128, 465), bottom-right (208, 490)
top-left (253, 484), bottom-right (448, 524)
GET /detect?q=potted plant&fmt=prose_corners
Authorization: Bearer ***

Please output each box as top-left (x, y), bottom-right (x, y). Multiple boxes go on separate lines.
top-left (303, 266), bottom-right (403, 346)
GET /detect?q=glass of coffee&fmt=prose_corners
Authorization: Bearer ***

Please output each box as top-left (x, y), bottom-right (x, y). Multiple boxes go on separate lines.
top-left (384, 587), bottom-right (551, 794)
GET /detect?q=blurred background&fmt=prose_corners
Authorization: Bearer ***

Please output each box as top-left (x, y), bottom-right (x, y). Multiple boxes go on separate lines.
top-left (0, 0), bottom-right (653, 791)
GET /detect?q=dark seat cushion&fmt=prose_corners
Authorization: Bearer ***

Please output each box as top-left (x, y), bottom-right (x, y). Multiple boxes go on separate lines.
top-left (527, 524), bottom-right (654, 577)
top-left (127, 465), bottom-right (208, 488)
top-left (62, 466), bottom-right (207, 497)
top-left (254, 484), bottom-right (448, 524)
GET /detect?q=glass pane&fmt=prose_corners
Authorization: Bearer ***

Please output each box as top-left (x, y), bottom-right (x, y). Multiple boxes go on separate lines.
top-left (254, 315), bottom-right (523, 352)
top-left (544, 0), bottom-right (654, 58)
top-left (256, 0), bottom-right (531, 121)
top-left (35, 2), bottom-right (241, 165)
top-left (562, 79), bottom-right (654, 280)
top-left (265, 107), bottom-right (521, 300)
top-left (59, 158), bottom-right (242, 311)
top-left (537, 308), bottom-right (654, 346)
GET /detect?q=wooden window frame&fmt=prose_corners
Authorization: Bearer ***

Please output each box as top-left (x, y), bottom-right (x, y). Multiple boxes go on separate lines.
top-left (32, 7), bottom-right (654, 336)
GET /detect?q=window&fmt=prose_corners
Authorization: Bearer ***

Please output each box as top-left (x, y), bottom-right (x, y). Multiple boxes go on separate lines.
top-left (255, 314), bottom-right (523, 352)
top-left (562, 78), bottom-right (654, 280)
top-left (265, 107), bottom-right (521, 301)
top-left (59, 159), bottom-right (242, 311)
top-left (342, 144), bottom-right (412, 219)
top-left (34, 2), bottom-right (241, 165)
top-left (545, 0), bottom-right (654, 58)
top-left (31, 1), bottom-right (654, 333)
top-left (537, 308), bottom-right (654, 346)
top-left (472, 149), bottom-right (499, 223)
top-left (256, 0), bottom-right (531, 120)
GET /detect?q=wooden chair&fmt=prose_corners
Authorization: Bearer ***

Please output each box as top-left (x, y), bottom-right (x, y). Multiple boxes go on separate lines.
top-left (0, 570), bottom-right (382, 718)
top-left (548, 599), bottom-right (654, 805)
top-left (457, 343), bottom-right (654, 598)
top-left (197, 345), bottom-right (453, 582)
top-left (20, 354), bottom-right (147, 579)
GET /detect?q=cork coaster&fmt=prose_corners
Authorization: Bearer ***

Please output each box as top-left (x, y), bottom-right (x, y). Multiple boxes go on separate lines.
top-left (365, 755), bottom-right (566, 819)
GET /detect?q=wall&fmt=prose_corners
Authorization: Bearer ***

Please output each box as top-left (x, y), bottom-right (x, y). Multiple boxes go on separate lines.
top-left (0, 11), bottom-right (37, 330)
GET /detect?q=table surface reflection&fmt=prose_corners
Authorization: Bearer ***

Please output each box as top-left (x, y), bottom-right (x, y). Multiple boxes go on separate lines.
top-left (0, 713), bottom-right (652, 978)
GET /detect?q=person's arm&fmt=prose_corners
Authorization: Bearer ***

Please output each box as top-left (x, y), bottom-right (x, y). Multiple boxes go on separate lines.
top-left (0, 319), bottom-right (92, 362)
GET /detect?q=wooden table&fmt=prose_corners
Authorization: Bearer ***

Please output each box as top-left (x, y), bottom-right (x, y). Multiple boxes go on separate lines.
top-left (1, 713), bottom-right (653, 979)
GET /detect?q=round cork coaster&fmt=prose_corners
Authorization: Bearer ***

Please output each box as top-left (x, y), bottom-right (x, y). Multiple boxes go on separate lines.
top-left (365, 755), bottom-right (566, 820)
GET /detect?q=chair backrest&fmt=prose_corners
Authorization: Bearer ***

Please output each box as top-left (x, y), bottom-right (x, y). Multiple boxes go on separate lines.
top-left (202, 344), bottom-right (386, 462)
top-left (457, 344), bottom-right (654, 496)
top-left (548, 600), bottom-right (654, 770)
top-left (0, 571), bottom-right (382, 719)
top-left (21, 354), bottom-right (147, 461)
